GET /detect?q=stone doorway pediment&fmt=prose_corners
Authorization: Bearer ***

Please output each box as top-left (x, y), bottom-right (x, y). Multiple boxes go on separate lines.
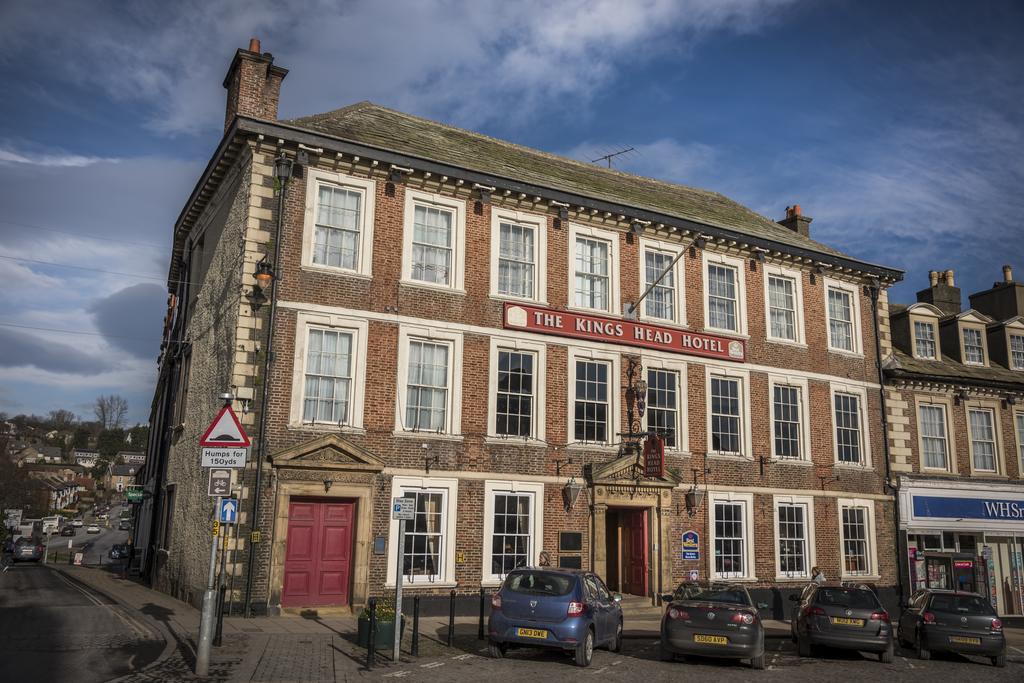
top-left (590, 452), bottom-right (681, 488)
top-left (270, 434), bottom-right (385, 473)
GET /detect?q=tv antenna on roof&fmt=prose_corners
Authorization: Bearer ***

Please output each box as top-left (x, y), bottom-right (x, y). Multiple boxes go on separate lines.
top-left (591, 146), bottom-right (636, 168)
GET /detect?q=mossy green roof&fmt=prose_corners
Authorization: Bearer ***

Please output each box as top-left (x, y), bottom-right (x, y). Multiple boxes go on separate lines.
top-left (286, 102), bottom-right (856, 262)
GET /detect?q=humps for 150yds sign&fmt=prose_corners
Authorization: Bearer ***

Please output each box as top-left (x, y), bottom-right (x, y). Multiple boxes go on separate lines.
top-left (200, 404), bottom-right (251, 468)
top-left (682, 530), bottom-right (700, 561)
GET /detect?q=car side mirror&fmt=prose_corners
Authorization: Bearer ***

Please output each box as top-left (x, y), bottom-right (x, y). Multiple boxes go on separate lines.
top-left (756, 602), bottom-right (769, 610)
top-left (660, 594), bottom-right (674, 603)
top-left (613, 593), bottom-right (622, 603)
top-left (788, 595), bottom-right (800, 602)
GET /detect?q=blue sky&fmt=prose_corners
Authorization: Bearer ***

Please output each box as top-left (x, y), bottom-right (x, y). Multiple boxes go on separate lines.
top-left (1, 0), bottom-right (1022, 424)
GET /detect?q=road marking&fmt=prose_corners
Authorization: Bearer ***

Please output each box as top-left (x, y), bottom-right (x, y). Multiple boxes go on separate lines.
top-left (451, 653), bottom-right (477, 660)
top-left (1011, 646), bottom-right (1024, 655)
top-left (383, 671), bottom-right (411, 678)
top-left (591, 666), bottom-right (608, 675)
top-left (421, 661), bottom-right (445, 668)
top-left (901, 656), bottom-right (914, 669)
top-left (611, 660), bottom-right (622, 666)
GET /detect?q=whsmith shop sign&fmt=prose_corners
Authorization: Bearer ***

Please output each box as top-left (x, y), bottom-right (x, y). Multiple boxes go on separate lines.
top-left (504, 304), bottom-right (746, 362)
top-left (912, 495), bottom-right (1024, 521)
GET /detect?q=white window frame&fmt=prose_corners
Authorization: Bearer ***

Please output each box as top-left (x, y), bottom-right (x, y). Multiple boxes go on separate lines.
top-left (705, 366), bottom-right (752, 458)
top-left (638, 237), bottom-right (686, 326)
top-left (567, 347), bottom-right (620, 449)
top-left (965, 399), bottom-right (1003, 476)
top-left (394, 325), bottom-right (464, 437)
top-left (386, 476), bottom-right (458, 587)
top-left (486, 336), bottom-right (547, 443)
top-left (837, 498), bottom-right (879, 580)
top-left (1009, 332), bottom-right (1024, 371)
top-left (915, 396), bottom-right (955, 473)
top-left (489, 208), bottom-right (547, 304)
top-left (481, 480), bottom-right (545, 586)
top-left (824, 278), bottom-right (863, 355)
top-left (702, 251), bottom-right (748, 336)
top-left (1014, 411), bottom-right (1024, 474)
top-left (912, 319), bottom-right (938, 360)
top-left (288, 311), bottom-right (368, 431)
top-left (961, 325), bottom-right (987, 366)
top-left (568, 223), bottom-right (620, 315)
top-left (830, 383), bottom-right (871, 468)
top-left (301, 168), bottom-right (376, 277)
top-left (401, 188), bottom-right (466, 292)
top-left (708, 492), bottom-right (755, 581)
top-left (768, 375), bottom-right (811, 462)
top-left (763, 264), bottom-right (806, 345)
top-left (642, 356), bottom-right (688, 453)
top-left (773, 494), bottom-right (816, 581)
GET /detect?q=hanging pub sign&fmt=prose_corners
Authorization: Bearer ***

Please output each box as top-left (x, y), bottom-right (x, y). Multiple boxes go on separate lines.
top-left (503, 303), bottom-right (745, 362)
top-left (643, 434), bottom-right (665, 478)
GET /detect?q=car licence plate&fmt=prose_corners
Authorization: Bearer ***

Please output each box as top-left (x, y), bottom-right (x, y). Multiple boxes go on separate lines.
top-left (830, 617), bottom-right (865, 626)
top-left (516, 628), bottom-right (548, 639)
top-left (949, 636), bottom-right (981, 645)
top-left (693, 634), bottom-right (728, 645)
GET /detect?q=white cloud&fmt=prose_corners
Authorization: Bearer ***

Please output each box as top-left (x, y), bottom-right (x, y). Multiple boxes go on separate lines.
top-left (0, 146), bottom-right (118, 167)
top-left (0, 0), bottom-right (796, 136)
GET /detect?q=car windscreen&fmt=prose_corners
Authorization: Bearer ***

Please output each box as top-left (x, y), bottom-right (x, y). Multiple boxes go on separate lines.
top-left (814, 588), bottom-right (880, 609)
top-left (505, 571), bottom-right (575, 597)
top-left (674, 584), bottom-right (751, 606)
top-left (929, 594), bottom-right (994, 614)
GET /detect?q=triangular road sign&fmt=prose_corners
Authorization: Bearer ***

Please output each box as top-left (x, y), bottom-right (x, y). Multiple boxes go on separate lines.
top-left (200, 404), bottom-right (251, 447)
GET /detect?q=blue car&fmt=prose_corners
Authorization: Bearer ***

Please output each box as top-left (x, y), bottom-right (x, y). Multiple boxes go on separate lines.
top-left (487, 568), bottom-right (623, 667)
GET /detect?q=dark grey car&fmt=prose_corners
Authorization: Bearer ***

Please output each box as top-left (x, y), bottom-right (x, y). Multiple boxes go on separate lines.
top-left (897, 589), bottom-right (1006, 667)
top-left (659, 582), bottom-right (765, 669)
top-left (790, 584), bottom-right (894, 662)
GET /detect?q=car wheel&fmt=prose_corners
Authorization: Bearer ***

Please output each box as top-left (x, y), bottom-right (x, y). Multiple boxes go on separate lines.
top-left (658, 640), bottom-right (674, 662)
top-left (487, 641), bottom-right (506, 659)
top-left (915, 631), bottom-right (930, 661)
top-left (797, 634), bottom-right (812, 658)
top-left (574, 629), bottom-right (594, 667)
top-left (610, 621), bottom-right (623, 653)
top-left (750, 653), bottom-right (766, 670)
top-left (880, 640), bottom-right (894, 664)
top-left (991, 654), bottom-right (1006, 668)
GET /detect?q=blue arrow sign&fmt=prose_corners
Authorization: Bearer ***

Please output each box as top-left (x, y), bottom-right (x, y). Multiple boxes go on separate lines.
top-left (220, 498), bottom-right (238, 524)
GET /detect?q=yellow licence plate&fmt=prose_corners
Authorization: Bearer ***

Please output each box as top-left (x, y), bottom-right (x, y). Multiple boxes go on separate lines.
top-left (693, 634), bottom-right (728, 645)
top-left (950, 636), bottom-right (981, 645)
top-left (516, 628), bottom-right (548, 639)
top-left (830, 617), bottom-right (865, 626)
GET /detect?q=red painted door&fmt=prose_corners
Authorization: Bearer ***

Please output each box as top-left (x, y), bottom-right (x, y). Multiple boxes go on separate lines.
top-left (624, 509), bottom-right (648, 595)
top-left (282, 499), bottom-right (354, 608)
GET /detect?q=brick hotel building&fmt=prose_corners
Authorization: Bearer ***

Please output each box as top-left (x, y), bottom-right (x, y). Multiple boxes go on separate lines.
top-left (135, 40), bottom-right (904, 616)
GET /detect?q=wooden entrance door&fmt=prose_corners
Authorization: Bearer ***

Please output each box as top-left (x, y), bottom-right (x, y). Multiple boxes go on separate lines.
top-left (623, 509), bottom-right (648, 596)
top-left (282, 499), bottom-right (355, 608)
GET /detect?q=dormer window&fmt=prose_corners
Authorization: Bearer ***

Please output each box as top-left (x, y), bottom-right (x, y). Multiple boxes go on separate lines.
top-left (962, 328), bottom-right (985, 365)
top-left (1010, 334), bottom-right (1024, 370)
top-left (914, 321), bottom-right (936, 359)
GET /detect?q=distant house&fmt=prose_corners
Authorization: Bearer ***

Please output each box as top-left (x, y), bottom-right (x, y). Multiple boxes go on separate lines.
top-left (22, 462), bottom-right (85, 482)
top-left (118, 451), bottom-right (146, 466)
top-left (14, 445), bottom-right (62, 465)
top-left (106, 464), bottom-right (139, 493)
top-left (26, 472), bottom-right (79, 511)
top-left (73, 449), bottom-right (101, 468)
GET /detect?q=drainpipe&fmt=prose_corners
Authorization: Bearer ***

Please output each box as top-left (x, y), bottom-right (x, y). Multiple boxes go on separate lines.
top-left (868, 280), bottom-right (906, 609)
top-left (243, 155), bottom-right (291, 616)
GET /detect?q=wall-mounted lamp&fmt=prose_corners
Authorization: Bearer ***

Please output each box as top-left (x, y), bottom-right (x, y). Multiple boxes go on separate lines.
top-left (954, 389), bottom-right (970, 405)
top-left (473, 183), bottom-right (495, 204)
top-left (1003, 394), bottom-right (1018, 409)
top-left (753, 250), bottom-right (766, 263)
top-left (562, 477), bottom-right (585, 512)
top-left (630, 221), bottom-right (646, 236)
top-left (254, 257), bottom-right (275, 290)
top-left (323, 479), bottom-right (333, 493)
top-left (273, 155), bottom-right (294, 181)
top-left (684, 485), bottom-right (705, 516)
top-left (693, 236), bottom-right (707, 250)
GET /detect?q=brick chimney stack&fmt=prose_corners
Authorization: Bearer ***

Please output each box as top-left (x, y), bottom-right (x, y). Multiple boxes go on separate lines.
top-left (916, 268), bottom-right (962, 316)
top-left (222, 38), bottom-right (289, 133)
top-left (777, 204), bottom-right (813, 237)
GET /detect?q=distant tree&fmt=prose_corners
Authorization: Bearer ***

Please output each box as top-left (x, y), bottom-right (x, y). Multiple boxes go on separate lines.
top-left (128, 424), bottom-right (150, 450)
top-left (94, 395), bottom-right (128, 430)
top-left (97, 429), bottom-right (126, 457)
top-left (0, 455), bottom-right (32, 541)
top-left (47, 409), bottom-right (77, 430)
top-left (90, 459), bottom-right (111, 481)
top-left (72, 427), bottom-right (92, 450)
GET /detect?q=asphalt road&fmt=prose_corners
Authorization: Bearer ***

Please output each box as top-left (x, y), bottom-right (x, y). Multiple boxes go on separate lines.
top-left (42, 504), bottom-right (132, 566)
top-left (0, 563), bottom-right (164, 682)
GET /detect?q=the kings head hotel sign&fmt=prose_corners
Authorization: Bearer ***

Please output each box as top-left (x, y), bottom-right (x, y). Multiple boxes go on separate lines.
top-left (503, 303), bottom-right (746, 362)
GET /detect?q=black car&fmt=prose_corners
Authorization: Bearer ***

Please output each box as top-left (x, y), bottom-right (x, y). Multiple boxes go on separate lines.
top-left (790, 583), bottom-right (894, 662)
top-left (60, 526), bottom-right (76, 537)
top-left (659, 582), bottom-right (765, 669)
top-left (109, 543), bottom-right (129, 560)
top-left (897, 589), bottom-right (1006, 667)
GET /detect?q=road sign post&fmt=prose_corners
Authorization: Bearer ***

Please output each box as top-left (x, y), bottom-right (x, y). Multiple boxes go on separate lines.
top-left (196, 495), bottom-right (222, 677)
top-left (392, 497), bottom-right (415, 663)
